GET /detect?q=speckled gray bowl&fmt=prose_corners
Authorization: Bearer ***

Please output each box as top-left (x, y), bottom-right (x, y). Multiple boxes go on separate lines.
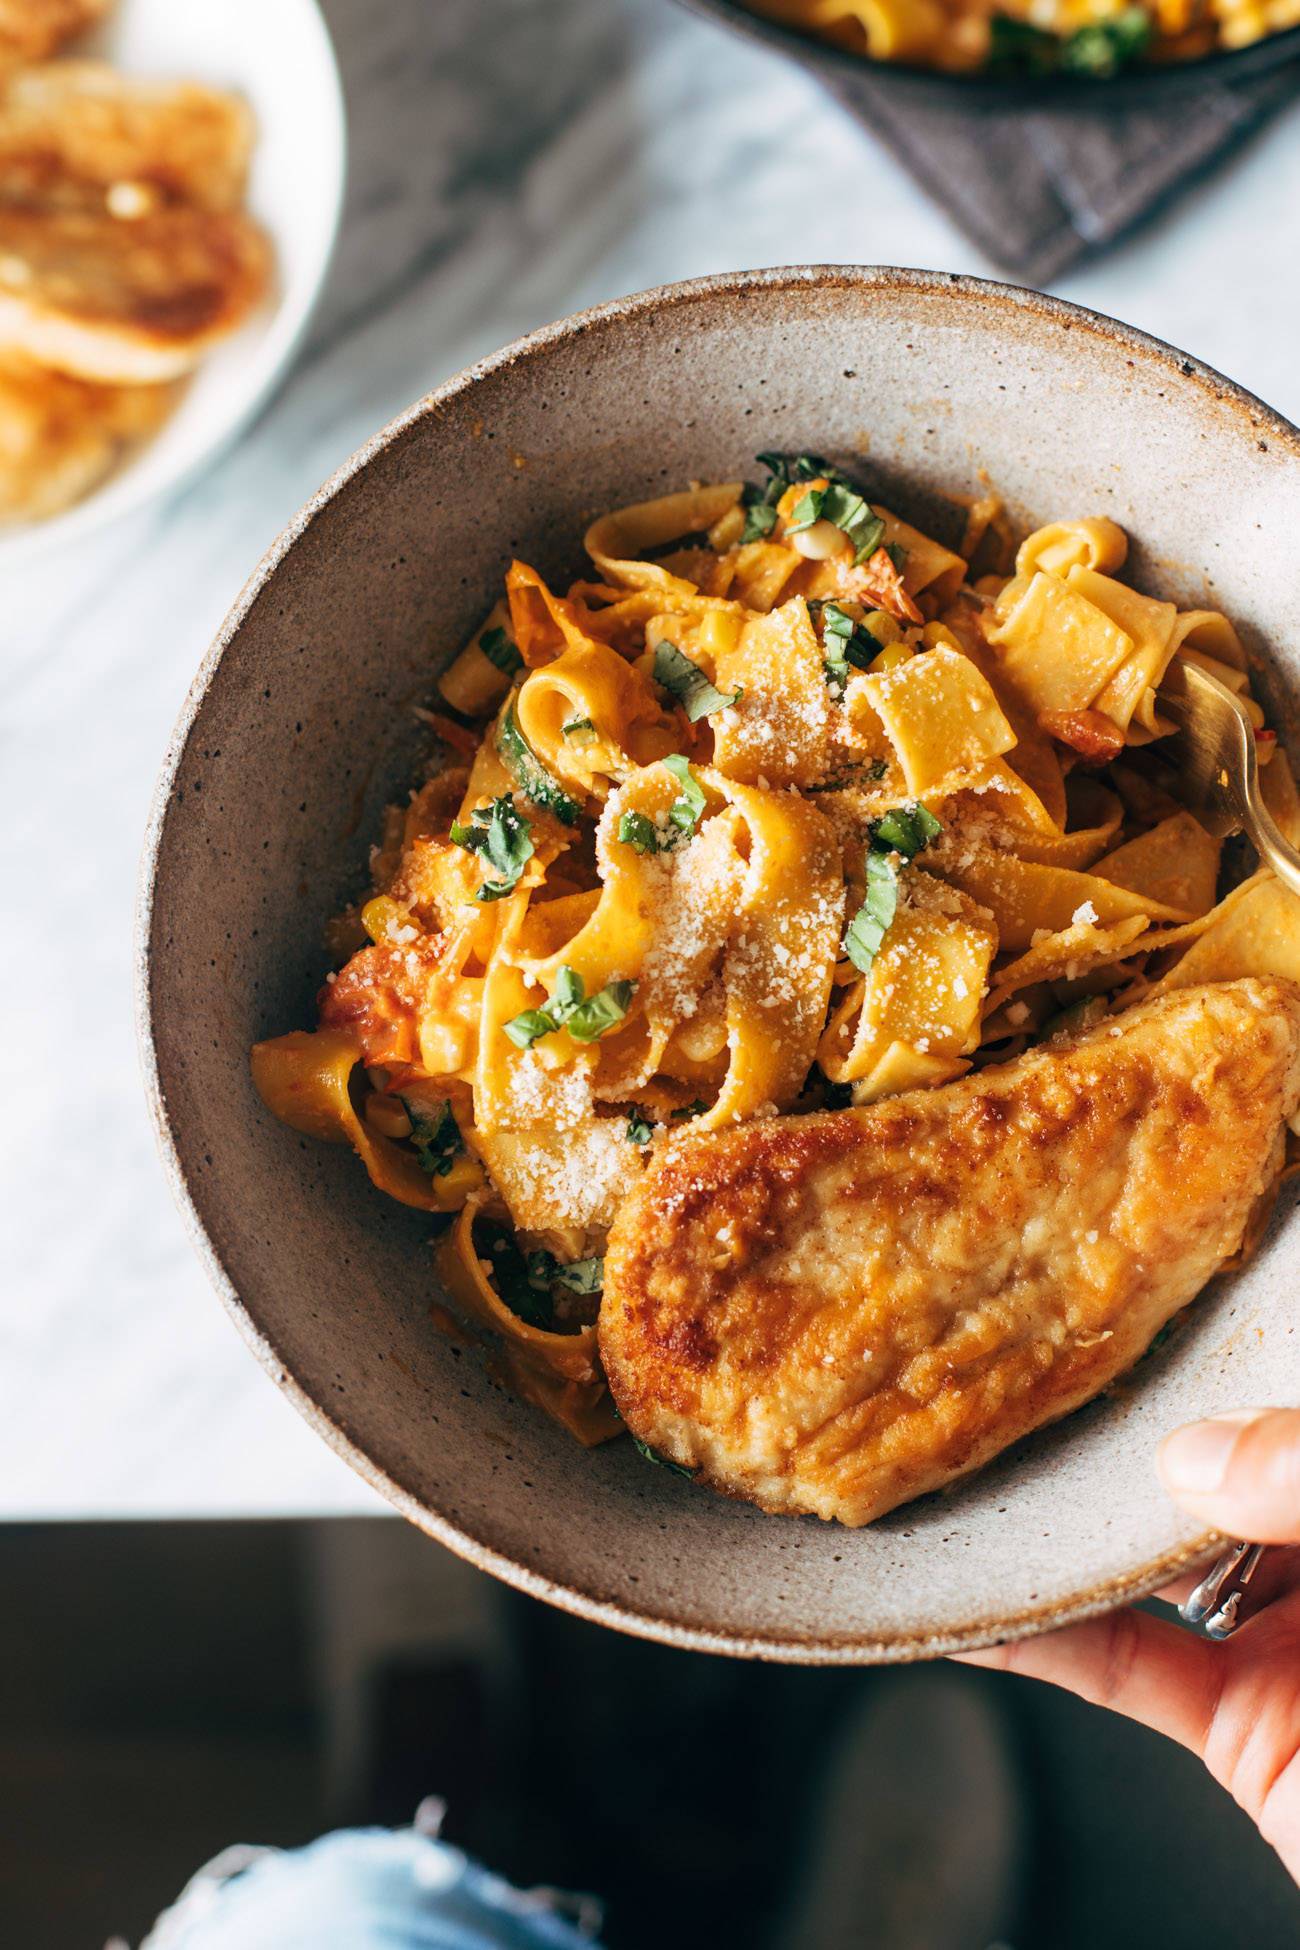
top-left (139, 267), bottom-right (1300, 1663)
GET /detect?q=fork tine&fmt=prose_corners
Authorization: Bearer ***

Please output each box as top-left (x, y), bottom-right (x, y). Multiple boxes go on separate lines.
top-left (1158, 661), bottom-right (1300, 894)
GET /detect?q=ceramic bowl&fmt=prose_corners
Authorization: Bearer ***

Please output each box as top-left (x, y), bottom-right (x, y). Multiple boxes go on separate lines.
top-left (139, 267), bottom-right (1300, 1663)
top-left (675, 0), bottom-right (1300, 105)
top-left (0, 0), bottom-right (346, 565)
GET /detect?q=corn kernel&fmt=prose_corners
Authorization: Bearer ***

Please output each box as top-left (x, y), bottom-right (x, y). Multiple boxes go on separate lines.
top-left (698, 609), bottom-right (743, 658)
top-left (365, 1094), bottom-right (413, 1139)
top-left (361, 895), bottom-right (416, 944)
top-left (430, 1151), bottom-right (486, 1210)
top-left (921, 621), bottom-right (962, 651)
top-left (869, 642), bottom-right (913, 674)
top-left (707, 505), bottom-right (746, 552)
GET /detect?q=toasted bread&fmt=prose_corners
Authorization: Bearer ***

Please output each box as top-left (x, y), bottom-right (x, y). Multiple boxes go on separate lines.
top-left (0, 62), bottom-right (270, 381)
top-left (0, 351), bottom-right (173, 520)
top-left (0, 0), bottom-right (107, 73)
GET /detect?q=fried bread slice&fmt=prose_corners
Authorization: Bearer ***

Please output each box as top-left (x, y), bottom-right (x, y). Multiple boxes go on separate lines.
top-left (0, 62), bottom-right (269, 381)
top-left (600, 978), bottom-right (1300, 1525)
top-left (0, 350), bottom-right (172, 520)
top-left (0, 0), bottom-right (106, 74)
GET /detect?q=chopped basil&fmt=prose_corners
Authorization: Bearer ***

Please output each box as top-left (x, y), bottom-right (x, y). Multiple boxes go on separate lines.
top-left (822, 647), bottom-right (853, 694)
top-left (405, 1099), bottom-right (462, 1177)
top-left (632, 1434), bottom-right (695, 1478)
top-left (791, 482), bottom-right (885, 565)
top-left (670, 1097), bottom-right (708, 1121)
top-left (478, 624), bottom-right (523, 677)
top-left (842, 805), bottom-right (943, 974)
top-left (548, 964), bottom-right (585, 1025)
top-left (821, 602), bottom-right (882, 690)
top-left (502, 1008), bottom-right (556, 1050)
top-left (618, 810), bottom-right (660, 854)
top-left (742, 453), bottom-right (831, 540)
top-left (653, 640), bottom-right (742, 723)
top-left (618, 760), bottom-right (706, 858)
top-left (844, 851), bottom-right (900, 975)
top-left (662, 755), bottom-right (706, 837)
top-left (989, 9), bottom-right (1149, 75)
top-left (526, 1250), bottom-right (604, 1297)
top-left (740, 500), bottom-right (778, 544)
top-left (987, 13), bottom-right (1057, 66)
top-left (559, 1256), bottom-right (605, 1296)
top-left (626, 1114), bottom-right (654, 1144)
top-left (755, 451), bottom-right (828, 487)
top-left (449, 794), bottom-right (534, 902)
top-left (496, 702), bottom-right (581, 825)
top-left (1061, 7), bottom-right (1151, 70)
top-left (870, 803), bottom-right (941, 860)
top-left (487, 1232), bottom-right (555, 1329)
top-left (504, 963), bottom-right (585, 1048)
top-left (504, 966), bottom-right (635, 1049)
top-left (807, 757), bottom-right (889, 792)
top-left (562, 715), bottom-right (594, 736)
top-left (567, 978), bottom-right (635, 1043)
top-left (884, 542), bottom-right (908, 574)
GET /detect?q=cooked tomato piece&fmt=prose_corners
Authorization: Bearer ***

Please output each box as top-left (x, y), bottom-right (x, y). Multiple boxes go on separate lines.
top-left (319, 939), bottom-right (441, 1069)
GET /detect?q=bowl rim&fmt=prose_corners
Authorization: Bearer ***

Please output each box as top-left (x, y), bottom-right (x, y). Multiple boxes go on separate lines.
top-left (137, 264), bottom-right (1300, 1663)
top-left (673, 0), bottom-right (1300, 103)
top-left (0, 0), bottom-right (348, 564)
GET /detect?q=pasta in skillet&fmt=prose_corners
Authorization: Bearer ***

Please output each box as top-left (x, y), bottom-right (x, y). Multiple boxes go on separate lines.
top-left (746, 0), bottom-right (1300, 74)
top-left (252, 451), bottom-right (1300, 1453)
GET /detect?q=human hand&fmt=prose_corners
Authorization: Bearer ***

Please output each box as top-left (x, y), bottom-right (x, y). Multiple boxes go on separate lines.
top-left (959, 1407), bottom-right (1300, 1882)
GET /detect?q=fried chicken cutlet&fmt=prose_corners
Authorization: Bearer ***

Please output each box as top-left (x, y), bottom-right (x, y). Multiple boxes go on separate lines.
top-left (601, 979), bottom-right (1300, 1525)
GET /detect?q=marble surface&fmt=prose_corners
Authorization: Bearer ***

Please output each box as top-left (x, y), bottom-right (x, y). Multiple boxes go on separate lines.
top-left (4, 0), bottom-right (1299, 1519)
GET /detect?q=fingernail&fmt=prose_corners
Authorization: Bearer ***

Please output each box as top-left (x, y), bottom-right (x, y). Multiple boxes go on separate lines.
top-left (1159, 1409), bottom-right (1270, 1495)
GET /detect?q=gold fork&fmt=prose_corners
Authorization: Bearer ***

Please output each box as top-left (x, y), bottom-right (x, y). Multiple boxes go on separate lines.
top-left (1157, 659), bottom-right (1300, 895)
top-left (1157, 657), bottom-right (1300, 1635)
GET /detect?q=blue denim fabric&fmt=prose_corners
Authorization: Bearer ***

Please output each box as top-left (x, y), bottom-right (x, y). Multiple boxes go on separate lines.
top-left (140, 1827), bottom-right (603, 1950)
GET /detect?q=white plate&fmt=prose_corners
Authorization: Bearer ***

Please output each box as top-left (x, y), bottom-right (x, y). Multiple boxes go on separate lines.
top-left (0, 0), bottom-right (346, 564)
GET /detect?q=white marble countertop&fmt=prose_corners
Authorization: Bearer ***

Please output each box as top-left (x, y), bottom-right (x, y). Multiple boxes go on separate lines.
top-left (4, 0), bottom-right (1299, 1519)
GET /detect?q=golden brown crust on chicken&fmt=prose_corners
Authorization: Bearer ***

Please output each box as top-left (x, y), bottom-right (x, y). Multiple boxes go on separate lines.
top-left (0, 63), bottom-right (269, 381)
top-left (600, 979), bottom-right (1300, 1525)
top-left (0, 0), bottom-right (106, 73)
top-left (0, 350), bottom-right (173, 520)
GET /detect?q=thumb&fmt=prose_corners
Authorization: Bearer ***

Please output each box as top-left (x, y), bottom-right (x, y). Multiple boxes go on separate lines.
top-left (1158, 1407), bottom-right (1300, 1543)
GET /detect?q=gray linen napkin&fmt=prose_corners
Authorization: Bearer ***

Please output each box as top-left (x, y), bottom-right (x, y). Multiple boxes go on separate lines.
top-left (823, 65), bottom-right (1300, 283)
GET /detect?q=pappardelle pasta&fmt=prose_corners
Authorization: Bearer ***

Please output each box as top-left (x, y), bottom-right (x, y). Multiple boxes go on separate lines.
top-left (745, 0), bottom-right (1299, 74)
top-left (252, 452), bottom-right (1300, 1451)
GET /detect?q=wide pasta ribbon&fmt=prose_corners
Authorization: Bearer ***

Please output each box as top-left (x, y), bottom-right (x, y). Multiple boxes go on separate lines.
top-left (434, 1201), bottom-right (620, 1446)
top-left (585, 484), bottom-right (744, 593)
top-left (710, 598), bottom-right (836, 790)
top-left (818, 871), bottom-right (996, 1093)
top-left (934, 848), bottom-right (1192, 951)
top-left (707, 772), bottom-right (845, 1127)
top-left (250, 1028), bottom-right (483, 1211)
top-left (514, 640), bottom-right (674, 796)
